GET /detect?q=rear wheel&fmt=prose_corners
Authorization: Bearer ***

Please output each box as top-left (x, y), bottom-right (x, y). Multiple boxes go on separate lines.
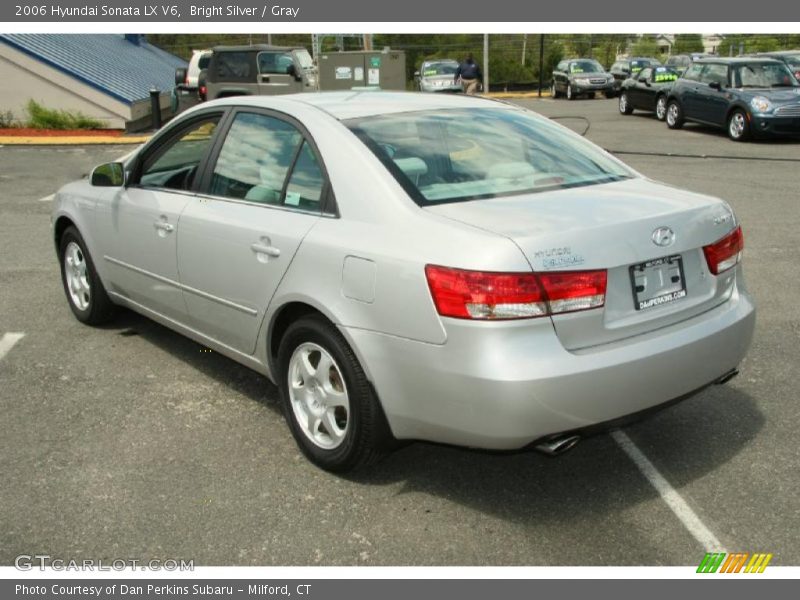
top-left (619, 92), bottom-right (634, 114)
top-left (727, 109), bottom-right (751, 141)
top-left (58, 226), bottom-right (115, 325)
top-left (666, 100), bottom-right (684, 129)
top-left (277, 315), bottom-right (393, 472)
top-left (655, 95), bottom-right (668, 121)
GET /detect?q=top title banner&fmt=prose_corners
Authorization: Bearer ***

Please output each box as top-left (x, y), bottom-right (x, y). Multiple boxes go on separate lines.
top-left (4, 0), bottom-right (800, 22)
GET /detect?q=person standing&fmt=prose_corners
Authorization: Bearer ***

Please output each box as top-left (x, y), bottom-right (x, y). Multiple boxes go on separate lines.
top-left (455, 53), bottom-right (482, 95)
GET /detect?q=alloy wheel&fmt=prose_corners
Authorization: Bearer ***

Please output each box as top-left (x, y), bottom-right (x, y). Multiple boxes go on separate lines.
top-left (64, 241), bottom-right (90, 311)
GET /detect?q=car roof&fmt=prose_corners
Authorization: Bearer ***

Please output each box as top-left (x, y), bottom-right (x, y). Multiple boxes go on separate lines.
top-left (204, 91), bottom-right (513, 120)
top-left (757, 50), bottom-right (800, 56)
top-left (211, 44), bottom-right (304, 52)
top-left (695, 56), bottom-right (783, 65)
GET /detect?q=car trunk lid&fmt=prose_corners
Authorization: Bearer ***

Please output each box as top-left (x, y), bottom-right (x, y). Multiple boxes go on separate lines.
top-left (425, 178), bottom-right (739, 350)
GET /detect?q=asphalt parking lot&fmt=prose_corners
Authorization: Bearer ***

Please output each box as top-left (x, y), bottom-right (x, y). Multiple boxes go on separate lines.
top-left (1, 97), bottom-right (799, 567)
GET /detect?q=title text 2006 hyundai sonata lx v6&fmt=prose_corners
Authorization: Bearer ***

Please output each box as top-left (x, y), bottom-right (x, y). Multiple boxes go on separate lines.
top-left (52, 92), bottom-right (755, 471)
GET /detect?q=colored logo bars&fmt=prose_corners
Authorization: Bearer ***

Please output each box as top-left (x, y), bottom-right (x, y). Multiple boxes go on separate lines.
top-left (697, 552), bottom-right (773, 573)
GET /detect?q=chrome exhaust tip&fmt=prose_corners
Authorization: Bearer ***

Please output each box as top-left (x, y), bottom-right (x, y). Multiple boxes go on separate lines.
top-left (535, 434), bottom-right (581, 457)
top-left (716, 368), bottom-right (739, 385)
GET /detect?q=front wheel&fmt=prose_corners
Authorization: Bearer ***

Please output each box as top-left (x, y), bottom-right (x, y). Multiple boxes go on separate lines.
top-left (728, 109), bottom-right (751, 142)
top-left (655, 95), bottom-right (668, 121)
top-left (566, 84), bottom-right (575, 100)
top-left (666, 100), bottom-right (684, 129)
top-left (551, 81), bottom-right (560, 98)
top-left (619, 92), bottom-right (634, 114)
top-left (277, 315), bottom-right (393, 472)
top-left (58, 226), bottom-right (115, 325)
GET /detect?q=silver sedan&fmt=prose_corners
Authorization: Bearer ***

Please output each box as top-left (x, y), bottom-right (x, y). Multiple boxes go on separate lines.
top-left (52, 92), bottom-right (755, 472)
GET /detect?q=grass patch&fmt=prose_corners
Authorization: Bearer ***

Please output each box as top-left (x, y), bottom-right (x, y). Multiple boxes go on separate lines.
top-left (25, 99), bottom-right (105, 130)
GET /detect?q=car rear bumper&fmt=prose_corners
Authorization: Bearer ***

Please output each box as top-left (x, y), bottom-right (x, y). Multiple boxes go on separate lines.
top-left (751, 113), bottom-right (800, 137)
top-left (344, 281), bottom-right (755, 450)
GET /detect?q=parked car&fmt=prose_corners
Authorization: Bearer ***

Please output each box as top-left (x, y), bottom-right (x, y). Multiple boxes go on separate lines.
top-left (752, 50), bottom-right (800, 81)
top-left (173, 49), bottom-right (211, 113)
top-left (551, 58), bottom-right (614, 99)
top-left (618, 65), bottom-right (681, 120)
top-left (52, 92), bottom-right (754, 472)
top-left (666, 57), bottom-right (800, 141)
top-left (609, 57), bottom-right (663, 94)
top-left (198, 44), bottom-right (317, 101)
top-left (665, 53), bottom-right (713, 75)
top-left (415, 59), bottom-right (463, 93)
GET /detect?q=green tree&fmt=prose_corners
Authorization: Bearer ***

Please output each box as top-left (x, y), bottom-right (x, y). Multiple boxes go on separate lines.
top-left (630, 34), bottom-right (660, 58)
top-left (672, 34), bottom-right (704, 54)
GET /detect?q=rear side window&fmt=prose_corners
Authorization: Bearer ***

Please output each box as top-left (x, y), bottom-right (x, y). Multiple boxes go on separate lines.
top-left (139, 118), bottom-right (219, 191)
top-left (209, 112), bottom-right (323, 212)
top-left (214, 52), bottom-right (253, 81)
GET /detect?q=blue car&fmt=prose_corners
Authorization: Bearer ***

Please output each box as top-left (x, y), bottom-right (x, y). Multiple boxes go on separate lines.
top-left (665, 57), bottom-right (800, 141)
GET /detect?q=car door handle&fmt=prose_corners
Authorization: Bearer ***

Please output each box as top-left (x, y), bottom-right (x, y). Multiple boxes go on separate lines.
top-left (250, 243), bottom-right (281, 258)
top-left (153, 221), bottom-right (174, 233)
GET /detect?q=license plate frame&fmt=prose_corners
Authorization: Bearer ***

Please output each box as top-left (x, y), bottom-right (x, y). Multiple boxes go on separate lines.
top-left (629, 254), bottom-right (687, 311)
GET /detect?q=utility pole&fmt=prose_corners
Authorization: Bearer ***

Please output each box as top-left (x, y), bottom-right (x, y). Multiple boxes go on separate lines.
top-left (363, 34), bottom-right (373, 51)
top-left (521, 34), bottom-right (527, 66)
top-left (267, 34), bottom-right (272, 45)
top-left (538, 34), bottom-right (544, 98)
top-left (483, 33), bottom-right (489, 94)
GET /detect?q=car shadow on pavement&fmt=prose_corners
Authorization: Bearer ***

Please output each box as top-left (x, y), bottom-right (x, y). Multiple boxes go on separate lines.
top-left (351, 385), bottom-right (763, 526)
top-left (100, 308), bottom-right (763, 531)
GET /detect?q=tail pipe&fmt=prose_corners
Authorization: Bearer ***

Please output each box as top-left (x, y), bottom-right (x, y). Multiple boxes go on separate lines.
top-left (716, 368), bottom-right (739, 385)
top-left (535, 434), bottom-right (581, 457)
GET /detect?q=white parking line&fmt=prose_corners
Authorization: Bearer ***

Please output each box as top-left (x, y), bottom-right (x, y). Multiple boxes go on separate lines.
top-left (0, 332), bottom-right (25, 361)
top-left (611, 430), bottom-right (726, 553)
top-left (37, 194), bottom-right (55, 202)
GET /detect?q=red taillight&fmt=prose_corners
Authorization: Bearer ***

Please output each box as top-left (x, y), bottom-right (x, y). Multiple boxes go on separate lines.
top-left (425, 265), bottom-right (606, 320)
top-left (703, 226), bottom-right (743, 275)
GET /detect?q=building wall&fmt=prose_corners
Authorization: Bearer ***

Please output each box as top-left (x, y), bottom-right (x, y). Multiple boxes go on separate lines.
top-left (0, 43), bottom-right (130, 128)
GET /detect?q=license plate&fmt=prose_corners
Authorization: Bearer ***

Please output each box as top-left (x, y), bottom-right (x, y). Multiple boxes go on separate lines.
top-left (629, 255), bottom-right (687, 311)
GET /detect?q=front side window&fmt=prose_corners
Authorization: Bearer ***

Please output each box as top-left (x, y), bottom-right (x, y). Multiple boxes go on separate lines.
top-left (637, 68), bottom-right (652, 81)
top-left (139, 118), bottom-right (219, 190)
top-left (348, 108), bottom-right (633, 206)
top-left (700, 64), bottom-right (729, 86)
top-left (209, 112), bottom-right (323, 210)
top-left (258, 51), bottom-right (295, 75)
top-left (683, 63), bottom-right (703, 81)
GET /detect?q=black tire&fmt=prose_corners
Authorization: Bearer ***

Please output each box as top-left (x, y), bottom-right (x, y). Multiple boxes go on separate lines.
top-left (619, 92), bottom-right (634, 115)
top-left (604, 90), bottom-right (616, 99)
top-left (550, 81), bottom-right (560, 98)
top-left (58, 226), bottom-right (115, 325)
top-left (566, 84), bottom-right (576, 100)
top-left (587, 91), bottom-right (596, 99)
top-left (666, 99), bottom-right (685, 129)
top-left (727, 109), bottom-right (751, 142)
top-left (277, 315), bottom-right (394, 472)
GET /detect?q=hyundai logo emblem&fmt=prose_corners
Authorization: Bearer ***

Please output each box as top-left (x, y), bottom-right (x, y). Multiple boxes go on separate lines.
top-left (652, 226), bottom-right (675, 247)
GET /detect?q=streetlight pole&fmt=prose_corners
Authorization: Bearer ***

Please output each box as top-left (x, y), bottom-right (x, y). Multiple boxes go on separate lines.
top-left (483, 33), bottom-right (489, 94)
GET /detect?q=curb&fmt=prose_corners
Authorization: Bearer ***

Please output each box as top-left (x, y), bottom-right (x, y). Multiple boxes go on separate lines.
top-left (0, 135), bottom-right (150, 146)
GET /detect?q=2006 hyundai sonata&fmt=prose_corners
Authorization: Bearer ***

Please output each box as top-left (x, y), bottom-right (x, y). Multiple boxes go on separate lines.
top-left (52, 92), bottom-right (755, 471)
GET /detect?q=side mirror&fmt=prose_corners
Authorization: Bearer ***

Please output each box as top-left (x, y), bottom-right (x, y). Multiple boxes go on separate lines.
top-left (709, 81), bottom-right (722, 91)
top-left (644, 79), bottom-right (652, 87)
top-left (90, 162), bottom-right (125, 187)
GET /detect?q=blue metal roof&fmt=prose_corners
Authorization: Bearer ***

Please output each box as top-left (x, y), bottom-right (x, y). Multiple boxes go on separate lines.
top-left (0, 34), bottom-right (187, 105)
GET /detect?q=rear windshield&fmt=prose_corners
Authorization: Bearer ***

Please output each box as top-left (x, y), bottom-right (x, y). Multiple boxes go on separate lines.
top-left (569, 60), bottom-right (604, 73)
top-left (347, 108), bottom-right (633, 206)
top-left (422, 62), bottom-right (459, 76)
top-left (631, 59), bottom-right (657, 72)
